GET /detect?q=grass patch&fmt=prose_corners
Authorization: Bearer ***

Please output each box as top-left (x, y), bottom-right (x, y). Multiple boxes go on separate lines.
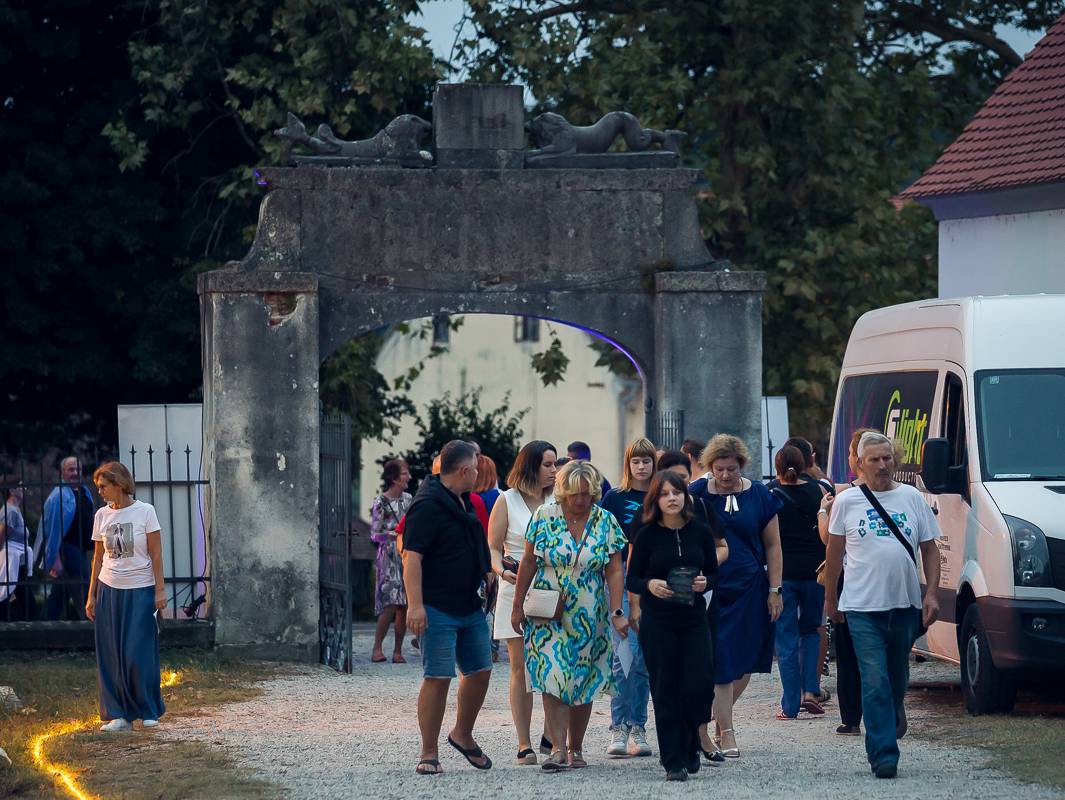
top-left (0, 649), bottom-right (284, 799)
top-left (909, 685), bottom-right (1065, 791)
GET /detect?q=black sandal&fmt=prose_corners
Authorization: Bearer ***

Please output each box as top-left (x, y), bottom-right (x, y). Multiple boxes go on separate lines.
top-left (516, 747), bottom-right (537, 765)
top-left (447, 735), bottom-right (493, 770)
top-left (416, 758), bottom-right (442, 775)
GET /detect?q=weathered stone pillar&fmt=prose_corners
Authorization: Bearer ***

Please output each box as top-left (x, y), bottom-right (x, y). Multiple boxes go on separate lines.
top-left (198, 270), bottom-right (321, 661)
top-left (653, 271), bottom-right (766, 476)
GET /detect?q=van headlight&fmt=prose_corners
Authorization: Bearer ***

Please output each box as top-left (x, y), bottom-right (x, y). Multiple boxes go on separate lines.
top-left (1005, 515), bottom-right (1052, 588)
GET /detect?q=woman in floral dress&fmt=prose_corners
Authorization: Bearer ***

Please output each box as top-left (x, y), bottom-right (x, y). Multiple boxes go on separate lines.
top-left (370, 459), bottom-right (412, 663)
top-left (512, 460), bottom-right (629, 772)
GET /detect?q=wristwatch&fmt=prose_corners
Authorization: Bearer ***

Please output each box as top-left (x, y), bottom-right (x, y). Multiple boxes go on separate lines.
top-left (769, 586), bottom-right (783, 594)
top-left (612, 608), bottom-right (625, 618)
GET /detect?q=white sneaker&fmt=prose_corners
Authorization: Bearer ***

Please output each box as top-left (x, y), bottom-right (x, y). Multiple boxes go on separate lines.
top-left (607, 725), bottom-right (630, 757)
top-left (100, 718), bottom-right (132, 732)
top-left (141, 719), bottom-right (159, 728)
top-left (627, 725), bottom-right (653, 757)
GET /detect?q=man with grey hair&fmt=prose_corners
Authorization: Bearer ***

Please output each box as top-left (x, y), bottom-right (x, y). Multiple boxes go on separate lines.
top-left (42, 456), bottom-right (96, 620)
top-left (823, 431), bottom-right (941, 779)
top-left (404, 439), bottom-right (495, 775)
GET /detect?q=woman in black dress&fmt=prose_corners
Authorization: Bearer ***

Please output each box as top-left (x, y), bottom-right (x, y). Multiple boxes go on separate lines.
top-left (627, 471), bottom-right (718, 781)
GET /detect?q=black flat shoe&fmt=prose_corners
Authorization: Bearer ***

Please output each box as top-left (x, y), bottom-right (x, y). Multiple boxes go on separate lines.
top-left (666, 769), bottom-right (688, 782)
top-left (701, 746), bottom-right (726, 764)
top-left (539, 734), bottom-right (553, 755)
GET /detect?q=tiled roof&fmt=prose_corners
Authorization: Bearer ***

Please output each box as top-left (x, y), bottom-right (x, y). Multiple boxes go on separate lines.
top-left (898, 14), bottom-right (1065, 200)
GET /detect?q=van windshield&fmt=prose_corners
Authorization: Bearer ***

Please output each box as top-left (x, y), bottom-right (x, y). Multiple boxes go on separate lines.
top-left (976, 369), bottom-right (1065, 481)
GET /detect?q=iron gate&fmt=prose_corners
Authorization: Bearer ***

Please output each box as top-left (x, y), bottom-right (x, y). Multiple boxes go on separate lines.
top-left (319, 413), bottom-right (352, 672)
top-left (650, 409), bottom-right (686, 450)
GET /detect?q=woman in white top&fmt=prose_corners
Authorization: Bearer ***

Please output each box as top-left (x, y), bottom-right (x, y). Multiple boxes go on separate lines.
top-left (86, 462), bottom-right (167, 732)
top-left (488, 440), bottom-right (557, 765)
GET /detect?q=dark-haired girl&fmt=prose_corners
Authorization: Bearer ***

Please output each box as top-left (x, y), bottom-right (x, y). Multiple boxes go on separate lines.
top-left (371, 458), bottom-right (412, 663)
top-left (626, 471), bottom-right (718, 781)
top-left (770, 445), bottom-right (827, 719)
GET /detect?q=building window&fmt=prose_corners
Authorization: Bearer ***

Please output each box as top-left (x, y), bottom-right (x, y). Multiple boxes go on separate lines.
top-left (432, 314), bottom-right (451, 344)
top-left (514, 316), bottom-right (540, 342)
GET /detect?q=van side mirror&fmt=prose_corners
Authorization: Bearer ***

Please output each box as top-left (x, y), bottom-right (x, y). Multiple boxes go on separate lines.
top-left (921, 438), bottom-right (950, 494)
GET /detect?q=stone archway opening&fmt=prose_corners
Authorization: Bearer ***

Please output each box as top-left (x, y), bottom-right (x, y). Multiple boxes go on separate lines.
top-left (198, 83), bottom-right (765, 664)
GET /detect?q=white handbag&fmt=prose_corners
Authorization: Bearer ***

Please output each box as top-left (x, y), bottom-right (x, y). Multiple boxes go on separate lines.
top-left (522, 588), bottom-right (564, 621)
top-left (522, 526), bottom-right (588, 622)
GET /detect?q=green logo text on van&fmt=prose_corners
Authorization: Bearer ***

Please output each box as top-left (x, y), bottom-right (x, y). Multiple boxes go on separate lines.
top-left (884, 389), bottom-right (930, 465)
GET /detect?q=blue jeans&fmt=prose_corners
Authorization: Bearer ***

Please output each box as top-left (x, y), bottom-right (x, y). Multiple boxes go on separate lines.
top-left (775, 580), bottom-right (825, 717)
top-left (611, 592), bottom-right (649, 728)
top-left (420, 605), bottom-right (492, 679)
top-left (846, 607), bottom-right (921, 769)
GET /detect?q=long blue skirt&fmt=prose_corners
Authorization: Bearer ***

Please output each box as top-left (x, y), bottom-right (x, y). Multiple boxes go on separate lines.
top-left (94, 583), bottom-right (165, 722)
top-left (713, 569), bottom-right (775, 684)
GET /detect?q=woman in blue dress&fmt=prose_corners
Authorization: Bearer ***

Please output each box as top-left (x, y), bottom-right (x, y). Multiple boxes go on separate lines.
top-left (690, 434), bottom-right (782, 758)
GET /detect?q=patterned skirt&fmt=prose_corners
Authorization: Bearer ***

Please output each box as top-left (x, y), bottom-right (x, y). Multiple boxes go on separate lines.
top-left (374, 539), bottom-right (407, 616)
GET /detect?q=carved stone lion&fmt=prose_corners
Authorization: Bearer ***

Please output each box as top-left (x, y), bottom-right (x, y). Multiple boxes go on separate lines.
top-left (275, 113), bottom-right (433, 164)
top-left (527, 111), bottom-right (685, 158)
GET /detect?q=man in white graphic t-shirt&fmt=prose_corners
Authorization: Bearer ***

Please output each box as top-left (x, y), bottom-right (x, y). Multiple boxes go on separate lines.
top-left (823, 431), bottom-right (941, 780)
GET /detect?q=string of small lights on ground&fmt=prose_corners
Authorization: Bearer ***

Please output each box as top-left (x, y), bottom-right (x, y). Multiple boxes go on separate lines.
top-left (30, 671), bottom-right (181, 800)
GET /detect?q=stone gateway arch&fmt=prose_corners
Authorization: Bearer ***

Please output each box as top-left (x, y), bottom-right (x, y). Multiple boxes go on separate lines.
top-left (198, 84), bottom-right (765, 662)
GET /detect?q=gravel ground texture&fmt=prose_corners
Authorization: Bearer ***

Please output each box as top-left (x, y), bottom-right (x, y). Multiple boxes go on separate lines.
top-left (164, 626), bottom-right (1065, 799)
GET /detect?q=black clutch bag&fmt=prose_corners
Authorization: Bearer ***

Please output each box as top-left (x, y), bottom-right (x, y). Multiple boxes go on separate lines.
top-left (665, 565), bottom-right (699, 605)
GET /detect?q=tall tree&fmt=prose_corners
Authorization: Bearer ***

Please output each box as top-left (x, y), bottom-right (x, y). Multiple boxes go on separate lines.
top-left (457, 0), bottom-right (1062, 447)
top-left (0, 1), bottom-right (187, 458)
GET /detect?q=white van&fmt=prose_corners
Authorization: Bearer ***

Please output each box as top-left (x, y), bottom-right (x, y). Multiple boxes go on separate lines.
top-left (828, 295), bottom-right (1065, 714)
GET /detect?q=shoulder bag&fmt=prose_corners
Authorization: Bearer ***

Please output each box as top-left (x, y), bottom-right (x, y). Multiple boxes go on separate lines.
top-left (523, 522), bottom-right (589, 622)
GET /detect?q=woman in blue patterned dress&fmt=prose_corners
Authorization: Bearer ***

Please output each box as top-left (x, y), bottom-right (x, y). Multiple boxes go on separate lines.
top-left (690, 434), bottom-right (783, 759)
top-left (512, 460), bottom-right (629, 772)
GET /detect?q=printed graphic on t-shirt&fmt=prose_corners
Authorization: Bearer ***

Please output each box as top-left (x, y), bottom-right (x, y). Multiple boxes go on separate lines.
top-left (103, 522), bottom-right (135, 559)
top-left (861, 508), bottom-right (910, 538)
top-left (617, 499), bottom-right (642, 526)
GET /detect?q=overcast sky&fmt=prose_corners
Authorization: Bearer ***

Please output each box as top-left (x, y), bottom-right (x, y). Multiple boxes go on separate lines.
top-left (413, 0), bottom-right (1048, 68)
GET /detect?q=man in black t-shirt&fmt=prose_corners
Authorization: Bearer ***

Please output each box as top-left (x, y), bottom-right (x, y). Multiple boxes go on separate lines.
top-left (404, 440), bottom-right (495, 775)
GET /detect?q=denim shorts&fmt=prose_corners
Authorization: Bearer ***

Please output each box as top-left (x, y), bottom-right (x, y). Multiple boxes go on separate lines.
top-left (421, 605), bottom-right (492, 679)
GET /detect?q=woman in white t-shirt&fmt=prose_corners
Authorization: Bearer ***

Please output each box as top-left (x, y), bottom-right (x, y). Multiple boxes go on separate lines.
top-left (86, 461), bottom-right (166, 732)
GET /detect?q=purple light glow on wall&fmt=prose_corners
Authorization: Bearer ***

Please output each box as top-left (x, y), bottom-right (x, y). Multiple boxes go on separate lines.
top-left (546, 318), bottom-right (645, 381)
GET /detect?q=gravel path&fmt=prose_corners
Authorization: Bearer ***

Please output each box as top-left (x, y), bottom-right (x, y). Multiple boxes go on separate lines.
top-left (165, 627), bottom-right (1064, 799)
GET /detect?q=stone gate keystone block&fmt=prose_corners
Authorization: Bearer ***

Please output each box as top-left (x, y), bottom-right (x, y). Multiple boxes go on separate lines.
top-left (433, 83), bottom-right (525, 169)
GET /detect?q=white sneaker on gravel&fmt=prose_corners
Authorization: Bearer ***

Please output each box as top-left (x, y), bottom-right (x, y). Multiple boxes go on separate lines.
top-left (141, 719), bottom-right (159, 728)
top-left (627, 725), bottom-right (652, 756)
top-left (100, 718), bottom-right (132, 732)
top-left (607, 725), bottom-right (630, 757)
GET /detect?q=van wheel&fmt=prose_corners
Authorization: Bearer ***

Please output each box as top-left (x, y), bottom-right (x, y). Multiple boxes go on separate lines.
top-left (960, 605), bottom-right (1017, 715)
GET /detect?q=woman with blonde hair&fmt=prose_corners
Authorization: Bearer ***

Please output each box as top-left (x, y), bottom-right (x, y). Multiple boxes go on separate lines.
top-left (86, 461), bottom-right (166, 731)
top-left (488, 440), bottom-right (558, 764)
top-left (690, 434), bottom-right (783, 758)
top-left (512, 460), bottom-right (629, 771)
top-left (817, 426), bottom-right (879, 735)
top-left (600, 437), bottom-right (657, 758)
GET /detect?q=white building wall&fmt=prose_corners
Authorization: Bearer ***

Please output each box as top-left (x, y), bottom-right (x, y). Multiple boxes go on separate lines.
top-left (939, 208), bottom-right (1065, 298)
top-left (357, 315), bottom-right (644, 519)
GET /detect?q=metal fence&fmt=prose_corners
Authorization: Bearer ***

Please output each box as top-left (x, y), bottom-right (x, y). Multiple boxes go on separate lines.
top-left (649, 409), bottom-right (686, 451)
top-left (0, 448), bottom-right (209, 625)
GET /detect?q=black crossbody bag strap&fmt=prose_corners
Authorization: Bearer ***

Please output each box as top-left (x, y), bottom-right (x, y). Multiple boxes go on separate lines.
top-left (859, 484), bottom-right (916, 565)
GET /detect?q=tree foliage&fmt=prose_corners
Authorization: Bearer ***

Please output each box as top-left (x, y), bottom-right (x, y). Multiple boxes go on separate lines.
top-left (1, 0), bottom-right (442, 455)
top-left (456, 0), bottom-right (1063, 446)
top-left (396, 390), bottom-right (528, 491)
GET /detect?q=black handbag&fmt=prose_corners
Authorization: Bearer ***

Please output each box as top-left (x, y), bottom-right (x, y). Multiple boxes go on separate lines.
top-left (859, 484), bottom-right (928, 637)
